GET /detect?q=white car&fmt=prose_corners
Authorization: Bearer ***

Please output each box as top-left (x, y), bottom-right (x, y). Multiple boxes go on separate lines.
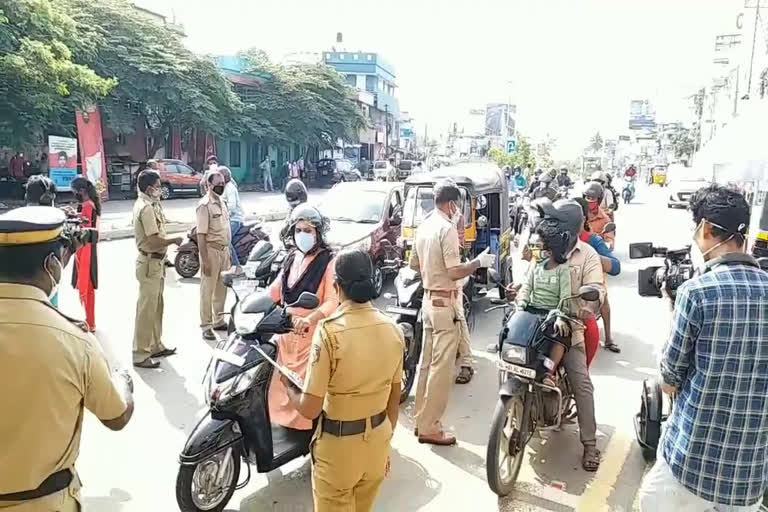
top-left (668, 178), bottom-right (709, 208)
top-left (373, 160), bottom-right (396, 181)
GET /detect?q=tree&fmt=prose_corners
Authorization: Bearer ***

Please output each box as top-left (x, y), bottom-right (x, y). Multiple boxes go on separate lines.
top-left (64, 0), bottom-right (242, 158)
top-left (668, 126), bottom-right (696, 161)
top-left (589, 131), bottom-right (603, 153)
top-left (488, 132), bottom-right (537, 174)
top-left (0, 0), bottom-right (116, 148)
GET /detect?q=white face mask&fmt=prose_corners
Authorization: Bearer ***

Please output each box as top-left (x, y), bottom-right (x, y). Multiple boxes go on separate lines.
top-left (692, 219), bottom-right (742, 268)
top-left (295, 231), bottom-right (316, 254)
top-left (45, 254), bottom-right (62, 300)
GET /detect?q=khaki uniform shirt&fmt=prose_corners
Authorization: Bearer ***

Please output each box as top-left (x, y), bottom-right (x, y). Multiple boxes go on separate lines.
top-left (133, 192), bottom-right (167, 254)
top-left (409, 210), bottom-right (461, 292)
top-left (304, 301), bottom-right (404, 421)
top-left (195, 194), bottom-right (231, 247)
top-left (517, 240), bottom-right (605, 345)
top-left (0, 284), bottom-right (126, 496)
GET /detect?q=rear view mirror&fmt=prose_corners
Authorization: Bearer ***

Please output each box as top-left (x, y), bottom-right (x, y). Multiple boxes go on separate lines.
top-left (487, 268), bottom-right (501, 285)
top-left (578, 286), bottom-right (600, 302)
top-left (292, 292), bottom-right (320, 310)
top-left (603, 222), bottom-right (616, 234)
top-left (629, 242), bottom-right (654, 259)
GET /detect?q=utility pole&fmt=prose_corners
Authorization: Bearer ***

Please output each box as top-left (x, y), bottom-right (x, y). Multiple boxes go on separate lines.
top-left (746, 0), bottom-right (762, 98)
top-left (384, 104), bottom-right (389, 159)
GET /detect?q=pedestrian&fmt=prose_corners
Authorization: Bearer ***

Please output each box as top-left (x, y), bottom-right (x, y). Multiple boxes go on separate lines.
top-left (132, 170), bottom-right (183, 368)
top-left (197, 171), bottom-right (231, 341)
top-left (9, 151), bottom-right (25, 180)
top-left (409, 179), bottom-right (495, 445)
top-left (218, 166), bottom-right (245, 274)
top-left (281, 160), bottom-right (291, 190)
top-left (297, 157), bottom-right (305, 181)
top-left (24, 175), bottom-right (57, 207)
top-left (506, 198), bottom-right (605, 471)
top-left (639, 184), bottom-right (768, 512)
top-left (268, 204), bottom-right (338, 431)
top-left (387, 158), bottom-right (397, 182)
top-left (261, 156), bottom-right (273, 192)
top-left (69, 177), bottom-right (101, 332)
top-left (0, 206), bottom-right (134, 509)
top-left (283, 249), bottom-right (403, 512)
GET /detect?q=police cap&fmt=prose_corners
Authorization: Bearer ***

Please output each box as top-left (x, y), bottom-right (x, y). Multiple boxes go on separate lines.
top-left (0, 206), bottom-right (65, 246)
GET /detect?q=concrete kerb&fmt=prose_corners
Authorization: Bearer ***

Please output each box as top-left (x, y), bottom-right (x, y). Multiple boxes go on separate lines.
top-left (99, 209), bottom-right (288, 241)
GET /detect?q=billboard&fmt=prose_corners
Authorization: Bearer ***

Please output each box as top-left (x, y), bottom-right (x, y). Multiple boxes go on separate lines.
top-left (485, 103), bottom-right (516, 137)
top-left (629, 99), bottom-right (656, 130)
top-left (48, 136), bottom-right (78, 191)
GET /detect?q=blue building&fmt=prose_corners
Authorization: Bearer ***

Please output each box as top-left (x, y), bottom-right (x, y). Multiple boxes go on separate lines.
top-left (322, 51), bottom-right (400, 161)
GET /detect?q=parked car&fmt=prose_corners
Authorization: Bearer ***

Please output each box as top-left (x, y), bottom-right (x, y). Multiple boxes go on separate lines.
top-left (320, 181), bottom-right (404, 296)
top-left (398, 160), bottom-right (414, 180)
top-left (132, 159), bottom-right (202, 199)
top-left (373, 160), bottom-right (397, 181)
top-left (668, 177), bottom-right (709, 208)
top-left (316, 158), bottom-right (361, 185)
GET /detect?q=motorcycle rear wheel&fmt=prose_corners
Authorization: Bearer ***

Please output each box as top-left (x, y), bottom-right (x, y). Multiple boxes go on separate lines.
top-left (176, 446), bottom-right (241, 512)
top-left (486, 394), bottom-right (528, 496)
top-left (175, 252), bottom-right (200, 278)
top-left (400, 320), bottom-right (422, 403)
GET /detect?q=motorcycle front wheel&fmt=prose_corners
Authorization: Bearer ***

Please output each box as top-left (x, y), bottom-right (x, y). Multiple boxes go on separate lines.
top-left (176, 446), bottom-right (241, 512)
top-left (486, 393), bottom-right (529, 496)
top-left (175, 252), bottom-right (200, 278)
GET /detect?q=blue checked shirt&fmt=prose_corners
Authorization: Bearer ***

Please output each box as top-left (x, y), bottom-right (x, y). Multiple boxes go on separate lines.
top-left (661, 261), bottom-right (768, 507)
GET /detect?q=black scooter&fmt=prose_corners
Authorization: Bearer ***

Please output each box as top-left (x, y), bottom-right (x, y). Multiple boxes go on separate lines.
top-left (175, 291), bottom-right (319, 512)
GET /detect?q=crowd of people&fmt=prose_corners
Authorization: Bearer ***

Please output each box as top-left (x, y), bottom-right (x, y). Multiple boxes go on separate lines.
top-left (1, 152), bottom-right (768, 512)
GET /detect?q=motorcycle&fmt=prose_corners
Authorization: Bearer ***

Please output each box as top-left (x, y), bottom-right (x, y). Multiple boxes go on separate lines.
top-left (382, 260), bottom-right (424, 403)
top-left (175, 290), bottom-right (319, 512)
top-left (484, 269), bottom-right (600, 496)
top-left (174, 219), bottom-right (270, 278)
top-left (622, 178), bottom-right (636, 204)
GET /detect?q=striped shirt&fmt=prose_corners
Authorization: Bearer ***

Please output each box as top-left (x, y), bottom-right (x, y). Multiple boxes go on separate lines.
top-left (660, 260), bottom-right (768, 506)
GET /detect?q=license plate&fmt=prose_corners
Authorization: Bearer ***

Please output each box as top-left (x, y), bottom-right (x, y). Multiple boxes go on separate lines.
top-left (498, 361), bottom-right (536, 380)
top-left (386, 306), bottom-right (418, 316)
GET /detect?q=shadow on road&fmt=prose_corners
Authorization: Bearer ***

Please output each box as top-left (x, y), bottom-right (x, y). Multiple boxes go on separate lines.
top-left (81, 488), bottom-right (131, 511)
top-left (137, 361), bottom-right (201, 432)
top-left (236, 449), bottom-right (439, 511)
top-left (590, 331), bottom-right (660, 383)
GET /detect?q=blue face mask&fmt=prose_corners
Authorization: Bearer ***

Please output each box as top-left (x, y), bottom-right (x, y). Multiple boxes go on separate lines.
top-left (295, 231), bottom-right (316, 254)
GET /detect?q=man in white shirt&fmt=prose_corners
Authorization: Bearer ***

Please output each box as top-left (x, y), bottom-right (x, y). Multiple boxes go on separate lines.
top-left (260, 157), bottom-right (273, 192)
top-left (219, 167), bottom-right (245, 273)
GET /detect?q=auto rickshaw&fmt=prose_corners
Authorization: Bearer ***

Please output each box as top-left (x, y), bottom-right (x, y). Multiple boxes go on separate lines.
top-left (651, 165), bottom-right (667, 186)
top-left (400, 162), bottom-right (512, 293)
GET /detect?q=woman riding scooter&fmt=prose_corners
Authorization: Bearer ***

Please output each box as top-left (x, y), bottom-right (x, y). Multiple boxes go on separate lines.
top-left (267, 204), bottom-right (338, 430)
top-left (582, 181), bottom-right (615, 250)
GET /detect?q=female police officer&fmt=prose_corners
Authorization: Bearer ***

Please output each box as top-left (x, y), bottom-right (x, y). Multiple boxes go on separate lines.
top-left (283, 249), bottom-right (404, 512)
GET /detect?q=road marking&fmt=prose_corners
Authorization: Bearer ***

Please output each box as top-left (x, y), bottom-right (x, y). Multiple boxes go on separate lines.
top-left (577, 432), bottom-right (634, 512)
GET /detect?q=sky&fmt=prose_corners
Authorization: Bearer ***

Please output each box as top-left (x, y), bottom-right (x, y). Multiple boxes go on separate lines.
top-left (138, 0), bottom-right (738, 158)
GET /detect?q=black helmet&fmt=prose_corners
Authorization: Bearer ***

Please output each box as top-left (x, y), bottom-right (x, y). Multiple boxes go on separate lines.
top-left (589, 171), bottom-right (604, 184)
top-left (532, 198), bottom-right (585, 260)
top-left (25, 175), bottom-right (57, 206)
top-left (583, 181), bottom-right (604, 201)
top-left (285, 179), bottom-right (308, 208)
top-left (540, 173), bottom-right (553, 184)
top-left (282, 204), bottom-right (328, 249)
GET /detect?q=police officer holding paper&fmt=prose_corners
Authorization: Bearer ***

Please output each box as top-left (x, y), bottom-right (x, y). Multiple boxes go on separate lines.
top-left (0, 206), bottom-right (134, 511)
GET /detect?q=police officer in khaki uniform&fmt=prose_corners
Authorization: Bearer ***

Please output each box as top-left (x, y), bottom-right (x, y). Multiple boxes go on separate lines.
top-left (409, 179), bottom-right (495, 445)
top-left (0, 206), bottom-right (134, 511)
top-left (132, 170), bottom-right (183, 369)
top-left (196, 171), bottom-right (231, 341)
top-left (283, 250), bottom-right (404, 512)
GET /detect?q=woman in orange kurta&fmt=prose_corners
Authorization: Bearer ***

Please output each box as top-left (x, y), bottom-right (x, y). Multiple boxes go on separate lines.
top-left (268, 206), bottom-right (338, 430)
top-left (70, 177), bottom-right (101, 331)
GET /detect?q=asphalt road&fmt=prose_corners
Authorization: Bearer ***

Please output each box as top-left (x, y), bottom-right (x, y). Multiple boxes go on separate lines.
top-left (54, 183), bottom-right (692, 511)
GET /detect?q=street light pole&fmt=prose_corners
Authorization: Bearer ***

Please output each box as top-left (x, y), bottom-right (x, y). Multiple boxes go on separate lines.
top-left (384, 104), bottom-right (389, 158)
top-left (747, 0), bottom-right (762, 98)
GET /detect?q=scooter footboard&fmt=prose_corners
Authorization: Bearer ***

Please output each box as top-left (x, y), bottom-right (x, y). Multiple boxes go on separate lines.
top-left (179, 411), bottom-right (243, 465)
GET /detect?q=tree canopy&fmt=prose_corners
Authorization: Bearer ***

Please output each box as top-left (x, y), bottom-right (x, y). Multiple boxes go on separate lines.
top-left (489, 133), bottom-right (537, 172)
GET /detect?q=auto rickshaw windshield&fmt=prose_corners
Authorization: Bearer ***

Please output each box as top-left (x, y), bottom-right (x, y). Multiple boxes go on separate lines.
top-left (402, 186), bottom-right (471, 228)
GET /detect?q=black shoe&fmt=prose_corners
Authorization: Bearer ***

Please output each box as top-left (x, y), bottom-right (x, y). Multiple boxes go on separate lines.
top-left (133, 357), bottom-right (160, 369)
top-left (151, 347), bottom-right (177, 358)
top-left (202, 329), bottom-right (217, 341)
top-left (212, 323), bottom-right (228, 332)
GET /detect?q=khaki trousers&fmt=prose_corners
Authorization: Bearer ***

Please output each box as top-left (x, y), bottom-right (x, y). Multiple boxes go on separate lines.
top-left (132, 255), bottom-right (167, 363)
top-left (199, 246), bottom-right (230, 330)
top-left (311, 419), bottom-right (392, 512)
top-left (414, 294), bottom-right (460, 436)
top-left (455, 299), bottom-right (473, 368)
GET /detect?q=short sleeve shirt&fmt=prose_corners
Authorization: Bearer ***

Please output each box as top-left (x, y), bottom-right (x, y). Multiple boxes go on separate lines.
top-left (133, 192), bottom-right (167, 254)
top-left (410, 210), bottom-right (461, 291)
top-left (304, 302), bottom-right (404, 421)
top-left (196, 194), bottom-right (231, 246)
top-left (0, 284), bottom-right (126, 493)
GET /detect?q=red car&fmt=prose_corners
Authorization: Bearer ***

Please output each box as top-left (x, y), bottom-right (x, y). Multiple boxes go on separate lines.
top-left (319, 181), bottom-right (404, 296)
top-left (135, 159), bottom-right (203, 199)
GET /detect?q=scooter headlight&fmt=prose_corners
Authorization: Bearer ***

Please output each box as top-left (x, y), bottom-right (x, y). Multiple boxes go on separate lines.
top-left (211, 365), bottom-right (260, 404)
top-left (502, 345), bottom-right (527, 365)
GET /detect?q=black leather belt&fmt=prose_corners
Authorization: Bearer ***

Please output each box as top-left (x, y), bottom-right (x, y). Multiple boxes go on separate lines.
top-left (138, 249), bottom-right (165, 260)
top-left (0, 469), bottom-right (72, 502)
top-left (322, 411), bottom-right (388, 437)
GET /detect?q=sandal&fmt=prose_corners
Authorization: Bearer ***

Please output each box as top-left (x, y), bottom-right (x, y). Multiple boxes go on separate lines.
top-left (582, 446), bottom-right (601, 472)
top-left (604, 341), bottom-right (621, 353)
top-left (455, 366), bottom-right (474, 384)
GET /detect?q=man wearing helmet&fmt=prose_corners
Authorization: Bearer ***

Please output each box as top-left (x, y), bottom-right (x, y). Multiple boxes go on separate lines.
top-left (279, 179), bottom-right (309, 247)
top-left (533, 173), bottom-right (558, 201)
top-left (267, 204), bottom-right (338, 431)
top-left (556, 167), bottom-right (573, 188)
top-left (582, 182), bottom-right (615, 250)
top-left (507, 198), bottom-right (605, 471)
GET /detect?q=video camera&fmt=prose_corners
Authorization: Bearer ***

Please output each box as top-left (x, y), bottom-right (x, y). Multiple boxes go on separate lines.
top-left (61, 214), bottom-right (98, 252)
top-left (629, 242), bottom-right (694, 299)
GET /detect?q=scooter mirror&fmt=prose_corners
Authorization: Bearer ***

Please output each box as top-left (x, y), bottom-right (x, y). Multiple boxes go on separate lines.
top-left (292, 292), bottom-right (320, 310)
top-left (487, 268), bottom-right (501, 285)
top-left (578, 286), bottom-right (600, 302)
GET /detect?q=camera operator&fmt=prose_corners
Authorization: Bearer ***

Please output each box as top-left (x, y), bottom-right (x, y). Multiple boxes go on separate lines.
top-left (0, 206), bottom-right (134, 510)
top-left (639, 184), bottom-right (768, 511)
